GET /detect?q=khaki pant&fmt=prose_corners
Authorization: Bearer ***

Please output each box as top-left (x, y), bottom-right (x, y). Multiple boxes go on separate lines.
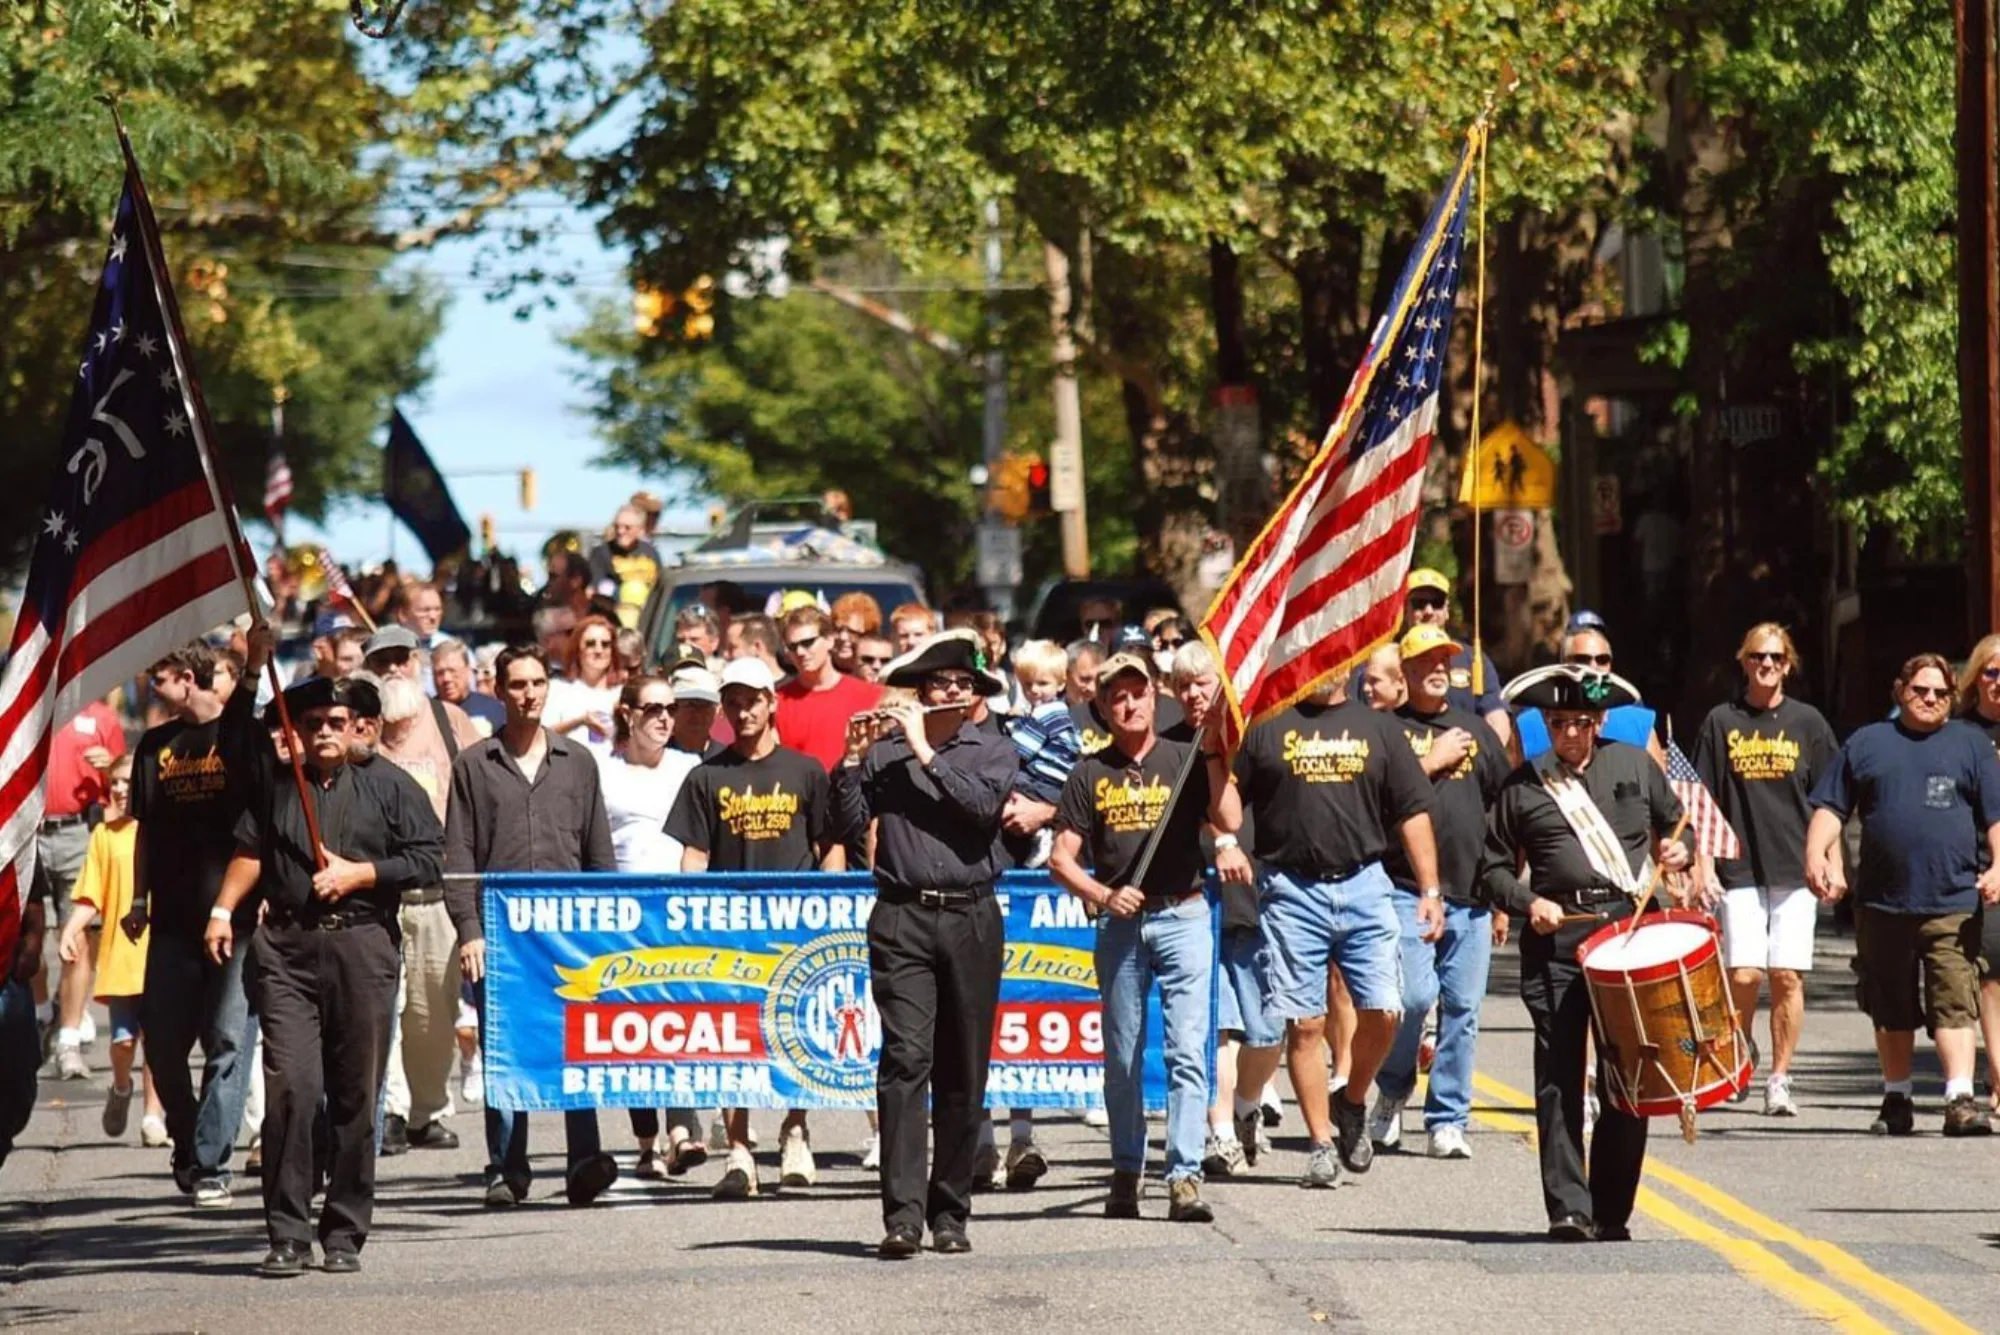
top-left (383, 896), bottom-right (462, 1128)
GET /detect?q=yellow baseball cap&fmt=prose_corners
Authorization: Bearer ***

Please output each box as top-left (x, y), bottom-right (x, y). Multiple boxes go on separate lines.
top-left (1406, 568), bottom-right (1451, 596)
top-left (1398, 624), bottom-right (1462, 660)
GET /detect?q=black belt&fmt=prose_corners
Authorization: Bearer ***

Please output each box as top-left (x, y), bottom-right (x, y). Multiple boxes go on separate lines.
top-left (1139, 890), bottom-right (1205, 912)
top-left (266, 909), bottom-right (394, 933)
top-left (1274, 860), bottom-right (1371, 884)
top-left (1551, 886), bottom-right (1630, 910)
top-left (38, 813), bottom-right (88, 832)
top-left (878, 886), bottom-right (991, 909)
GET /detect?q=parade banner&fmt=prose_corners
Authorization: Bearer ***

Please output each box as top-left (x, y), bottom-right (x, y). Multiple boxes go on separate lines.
top-left (479, 871), bottom-right (1211, 1114)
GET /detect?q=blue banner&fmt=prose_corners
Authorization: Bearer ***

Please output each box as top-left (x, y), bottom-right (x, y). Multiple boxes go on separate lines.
top-left (479, 871), bottom-right (1211, 1114)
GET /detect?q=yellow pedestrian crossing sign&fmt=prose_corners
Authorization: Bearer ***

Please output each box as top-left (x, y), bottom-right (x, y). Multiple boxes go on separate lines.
top-left (1460, 419), bottom-right (1556, 509)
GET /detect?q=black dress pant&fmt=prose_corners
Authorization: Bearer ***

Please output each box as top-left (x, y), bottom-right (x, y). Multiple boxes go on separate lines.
top-left (867, 891), bottom-right (1003, 1235)
top-left (1519, 915), bottom-right (1648, 1230)
top-left (249, 919), bottom-right (399, 1254)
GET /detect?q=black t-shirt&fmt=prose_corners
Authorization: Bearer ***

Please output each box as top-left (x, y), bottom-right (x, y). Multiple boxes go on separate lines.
top-left (130, 690), bottom-right (266, 936)
top-left (1233, 700), bottom-right (1430, 875)
top-left (1164, 719), bottom-right (1257, 931)
top-left (1385, 703), bottom-right (1509, 901)
top-left (1691, 695), bottom-right (1839, 890)
top-left (1070, 693), bottom-right (1183, 758)
top-left (664, 745), bottom-right (831, 872)
top-left (1056, 737), bottom-right (1211, 896)
top-left (1477, 740), bottom-right (1688, 913)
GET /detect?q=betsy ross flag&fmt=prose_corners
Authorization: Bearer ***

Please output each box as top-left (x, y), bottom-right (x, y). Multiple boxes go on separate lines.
top-left (0, 160), bottom-right (261, 965)
top-left (264, 449), bottom-right (294, 527)
top-left (1201, 131), bottom-right (1481, 751)
top-left (1667, 737), bottom-right (1742, 859)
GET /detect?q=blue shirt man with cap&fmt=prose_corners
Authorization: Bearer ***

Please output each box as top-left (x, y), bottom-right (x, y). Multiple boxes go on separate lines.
top-left (1514, 619), bottom-right (1666, 766)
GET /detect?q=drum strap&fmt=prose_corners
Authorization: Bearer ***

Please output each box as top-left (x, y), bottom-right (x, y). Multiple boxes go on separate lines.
top-left (1532, 751), bottom-right (1653, 898)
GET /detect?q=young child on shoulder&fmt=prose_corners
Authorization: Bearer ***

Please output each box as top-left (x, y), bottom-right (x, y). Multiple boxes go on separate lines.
top-left (1003, 640), bottom-right (1084, 869)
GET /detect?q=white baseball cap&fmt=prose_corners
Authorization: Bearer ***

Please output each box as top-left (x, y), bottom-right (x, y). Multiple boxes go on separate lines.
top-left (668, 666), bottom-right (722, 706)
top-left (719, 658), bottom-right (778, 695)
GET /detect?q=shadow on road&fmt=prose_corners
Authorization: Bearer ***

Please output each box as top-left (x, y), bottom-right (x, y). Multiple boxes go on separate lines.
top-left (685, 1237), bottom-right (876, 1260)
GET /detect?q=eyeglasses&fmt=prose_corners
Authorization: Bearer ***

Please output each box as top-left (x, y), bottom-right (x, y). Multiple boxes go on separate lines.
top-left (1907, 685), bottom-right (1951, 701)
top-left (1744, 651), bottom-right (1786, 665)
top-left (1547, 714), bottom-right (1600, 734)
top-left (299, 713), bottom-right (352, 734)
top-left (1407, 595), bottom-right (1447, 611)
top-left (858, 655), bottom-right (892, 667)
top-left (1155, 637), bottom-right (1186, 650)
top-left (926, 673), bottom-right (980, 694)
top-left (633, 701), bottom-right (674, 719)
top-left (580, 638), bottom-right (613, 651)
top-left (370, 648), bottom-right (413, 665)
top-left (786, 634), bottom-right (823, 653)
top-left (1565, 653), bottom-right (1614, 668)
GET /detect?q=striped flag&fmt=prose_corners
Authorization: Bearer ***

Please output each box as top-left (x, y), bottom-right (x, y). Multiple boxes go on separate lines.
top-left (0, 158), bottom-right (262, 965)
top-left (1201, 131), bottom-right (1481, 751)
top-left (1666, 737), bottom-right (1742, 859)
top-left (317, 546), bottom-right (356, 605)
top-left (263, 449), bottom-right (294, 526)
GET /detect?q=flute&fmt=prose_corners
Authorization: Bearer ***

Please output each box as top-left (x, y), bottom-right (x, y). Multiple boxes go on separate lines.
top-left (852, 703), bottom-right (964, 725)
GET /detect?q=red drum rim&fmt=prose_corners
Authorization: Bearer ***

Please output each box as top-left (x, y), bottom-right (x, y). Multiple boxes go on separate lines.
top-left (1576, 908), bottom-right (1722, 982)
top-left (1604, 1057), bottom-right (1753, 1118)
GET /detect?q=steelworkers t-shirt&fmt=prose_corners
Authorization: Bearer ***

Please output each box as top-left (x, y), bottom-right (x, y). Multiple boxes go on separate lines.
top-left (1692, 695), bottom-right (1839, 890)
top-left (1056, 737), bottom-right (1210, 896)
top-left (1233, 700), bottom-right (1430, 875)
top-left (665, 745), bottom-right (831, 872)
top-left (1384, 703), bottom-right (1508, 901)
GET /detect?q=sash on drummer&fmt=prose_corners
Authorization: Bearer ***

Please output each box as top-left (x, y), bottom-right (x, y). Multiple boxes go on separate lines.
top-left (1475, 664), bottom-right (1696, 1243)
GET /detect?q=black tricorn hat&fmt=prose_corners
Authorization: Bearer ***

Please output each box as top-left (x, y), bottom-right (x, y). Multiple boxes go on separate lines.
top-left (263, 674), bottom-right (381, 729)
top-left (883, 628), bottom-right (1007, 695)
top-left (1501, 663), bottom-right (1642, 712)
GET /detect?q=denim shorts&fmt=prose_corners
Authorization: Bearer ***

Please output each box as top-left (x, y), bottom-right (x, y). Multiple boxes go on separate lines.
top-left (1216, 927), bottom-right (1283, 1047)
top-left (106, 995), bottom-right (142, 1044)
top-left (1256, 862), bottom-right (1403, 1020)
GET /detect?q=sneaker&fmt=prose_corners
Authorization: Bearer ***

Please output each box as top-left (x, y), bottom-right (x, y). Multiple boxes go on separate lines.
top-left (1003, 1139), bottom-right (1048, 1189)
top-left (971, 1130), bottom-right (1000, 1189)
top-left (192, 1178), bottom-right (231, 1209)
top-left (1167, 1177), bottom-right (1214, 1223)
top-left (779, 1124), bottom-right (816, 1187)
top-left (141, 1114), bottom-right (169, 1148)
top-left (1733, 1038), bottom-right (1760, 1104)
top-left (1083, 1106), bottom-right (1110, 1129)
top-left (713, 1147), bottom-right (759, 1199)
top-left (459, 1051), bottom-right (484, 1107)
top-left (56, 1043), bottom-right (88, 1081)
top-left (1298, 1141), bottom-right (1341, 1189)
top-left (483, 1178), bottom-right (524, 1208)
top-left (1202, 1133), bottom-right (1246, 1178)
top-left (101, 1084), bottom-right (133, 1139)
top-left (1332, 1094), bottom-right (1373, 1174)
top-left (1260, 1081), bottom-right (1284, 1128)
top-left (860, 1131), bottom-right (881, 1171)
top-left (1869, 1091), bottom-right (1915, 1136)
top-left (1368, 1092), bottom-right (1405, 1150)
top-left (1105, 1168), bottom-right (1142, 1219)
top-left (1942, 1093), bottom-right (1993, 1138)
top-left (1427, 1125), bottom-right (1473, 1160)
top-left (1234, 1110), bottom-right (1267, 1167)
top-left (77, 1012), bottom-right (97, 1049)
top-left (1764, 1075), bottom-right (1799, 1118)
top-left (379, 1114), bottom-right (410, 1156)
top-left (708, 1113), bottom-right (732, 1152)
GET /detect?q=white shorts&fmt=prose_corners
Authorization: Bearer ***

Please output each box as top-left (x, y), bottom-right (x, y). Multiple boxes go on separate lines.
top-left (1718, 886), bottom-right (1818, 972)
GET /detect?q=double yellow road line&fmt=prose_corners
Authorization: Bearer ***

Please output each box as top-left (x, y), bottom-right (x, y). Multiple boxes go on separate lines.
top-left (1468, 1072), bottom-right (1978, 1334)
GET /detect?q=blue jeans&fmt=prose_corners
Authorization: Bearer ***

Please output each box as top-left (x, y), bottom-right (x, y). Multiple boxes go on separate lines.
top-left (1376, 897), bottom-right (1493, 1130)
top-left (1215, 927), bottom-right (1284, 1048)
top-left (1096, 897), bottom-right (1212, 1183)
top-left (0, 978), bottom-right (39, 1170)
top-left (477, 979), bottom-right (601, 1188)
top-left (142, 930), bottom-right (258, 1183)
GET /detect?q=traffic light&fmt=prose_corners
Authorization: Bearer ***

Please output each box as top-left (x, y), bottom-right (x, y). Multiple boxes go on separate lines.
top-left (480, 514), bottom-right (496, 553)
top-left (519, 467), bottom-right (537, 511)
top-left (1026, 456), bottom-right (1052, 516)
top-left (990, 453), bottom-right (1033, 523)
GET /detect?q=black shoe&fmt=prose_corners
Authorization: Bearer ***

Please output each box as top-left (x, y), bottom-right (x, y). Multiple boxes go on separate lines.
top-left (1105, 1169), bottom-right (1142, 1219)
top-left (483, 1178), bottom-right (524, 1208)
top-left (1332, 1094), bottom-right (1373, 1174)
top-left (1596, 1223), bottom-right (1632, 1243)
top-left (1942, 1093), bottom-right (1993, 1137)
top-left (1869, 1092), bottom-right (1915, 1136)
top-left (878, 1225), bottom-right (923, 1259)
top-left (407, 1120), bottom-right (460, 1150)
top-left (565, 1152), bottom-right (619, 1205)
top-left (1548, 1213), bottom-right (1595, 1242)
top-left (320, 1250), bottom-right (362, 1274)
top-left (259, 1241), bottom-right (310, 1278)
top-left (380, 1114), bottom-right (410, 1157)
top-left (931, 1224), bottom-right (972, 1254)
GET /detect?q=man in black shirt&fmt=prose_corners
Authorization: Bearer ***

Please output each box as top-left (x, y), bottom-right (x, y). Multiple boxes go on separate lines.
top-left (1370, 627), bottom-right (1510, 1160)
top-left (128, 634), bottom-right (274, 1208)
top-left (204, 676), bottom-right (443, 1277)
top-left (1234, 676), bottom-right (1439, 1188)
top-left (831, 630), bottom-right (1018, 1258)
top-left (666, 656), bottom-right (843, 1197)
top-left (1050, 652), bottom-right (1240, 1223)
top-left (1477, 665), bottom-right (1692, 1242)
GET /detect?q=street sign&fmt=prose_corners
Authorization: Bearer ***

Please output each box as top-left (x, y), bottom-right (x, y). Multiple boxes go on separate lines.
top-left (1459, 419), bottom-right (1557, 510)
top-left (977, 521), bottom-right (1024, 589)
top-left (1719, 403), bottom-right (1781, 449)
top-left (1492, 508), bottom-right (1535, 585)
top-left (1049, 437), bottom-right (1084, 513)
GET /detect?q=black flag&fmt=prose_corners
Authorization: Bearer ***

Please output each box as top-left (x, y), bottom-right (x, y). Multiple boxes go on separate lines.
top-left (383, 408), bottom-right (470, 561)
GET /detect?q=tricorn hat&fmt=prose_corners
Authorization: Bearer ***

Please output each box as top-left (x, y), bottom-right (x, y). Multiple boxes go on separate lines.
top-left (883, 628), bottom-right (1007, 695)
top-left (1501, 663), bottom-right (1641, 712)
top-left (264, 674), bottom-right (381, 730)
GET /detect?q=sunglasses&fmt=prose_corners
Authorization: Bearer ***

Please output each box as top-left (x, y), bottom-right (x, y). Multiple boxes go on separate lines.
top-left (1547, 714), bottom-right (1600, 734)
top-left (1744, 651), bottom-right (1786, 665)
top-left (581, 638), bottom-right (613, 650)
top-left (786, 634), bottom-right (823, 653)
top-left (1565, 653), bottom-right (1614, 668)
top-left (926, 673), bottom-right (980, 693)
top-left (631, 701), bottom-right (674, 719)
top-left (1907, 685), bottom-right (1951, 701)
top-left (370, 648), bottom-right (413, 665)
top-left (858, 655), bottom-right (892, 667)
top-left (1155, 637), bottom-right (1186, 650)
top-left (1407, 595), bottom-right (1447, 611)
top-left (1983, 667), bottom-right (2000, 682)
top-left (299, 713), bottom-right (352, 734)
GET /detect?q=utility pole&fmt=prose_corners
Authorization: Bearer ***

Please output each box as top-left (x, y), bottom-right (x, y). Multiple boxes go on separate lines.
top-left (1958, 0), bottom-right (2000, 635)
top-left (1045, 239), bottom-right (1091, 577)
top-left (978, 198), bottom-right (1021, 621)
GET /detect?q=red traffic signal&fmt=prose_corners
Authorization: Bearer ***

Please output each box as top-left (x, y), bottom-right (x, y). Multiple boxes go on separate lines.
top-left (1026, 458), bottom-right (1051, 515)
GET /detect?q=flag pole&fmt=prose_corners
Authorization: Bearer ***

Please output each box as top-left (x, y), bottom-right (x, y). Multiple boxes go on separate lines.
top-left (106, 103), bottom-right (328, 870)
top-left (1467, 113), bottom-right (1492, 698)
top-left (1126, 684), bottom-right (1226, 891)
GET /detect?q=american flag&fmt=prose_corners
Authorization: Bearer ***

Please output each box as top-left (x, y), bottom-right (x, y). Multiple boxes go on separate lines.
top-left (0, 164), bottom-right (260, 964)
top-left (1201, 134), bottom-right (1480, 751)
top-left (1667, 737), bottom-right (1742, 859)
top-left (317, 546), bottom-right (356, 604)
top-left (263, 449), bottom-right (294, 526)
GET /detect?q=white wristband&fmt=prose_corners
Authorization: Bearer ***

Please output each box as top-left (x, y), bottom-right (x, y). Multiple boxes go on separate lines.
top-left (208, 906), bottom-right (233, 923)
top-left (1213, 834), bottom-right (1240, 852)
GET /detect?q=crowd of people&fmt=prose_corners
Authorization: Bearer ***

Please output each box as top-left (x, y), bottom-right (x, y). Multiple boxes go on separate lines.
top-left (10, 538), bottom-right (2000, 1271)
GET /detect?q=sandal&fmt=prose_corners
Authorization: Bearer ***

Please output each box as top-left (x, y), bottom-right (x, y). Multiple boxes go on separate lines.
top-left (668, 1137), bottom-right (709, 1177)
top-left (635, 1149), bottom-right (669, 1180)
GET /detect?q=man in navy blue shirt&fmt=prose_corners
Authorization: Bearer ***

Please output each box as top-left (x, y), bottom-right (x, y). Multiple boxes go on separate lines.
top-left (1805, 652), bottom-right (2000, 1138)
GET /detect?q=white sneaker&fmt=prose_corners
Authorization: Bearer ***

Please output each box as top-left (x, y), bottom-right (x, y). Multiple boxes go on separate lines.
top-left (1368, 1093), bottom-right (1405, 1149)
top-left (712, 1147), bottom-right (759, 1199)
top-left (1764, 1075), bottom-right (1799, 1118)
top-left (708, 1113), bottom-right (732, 1152)
top-left (459, 1051), bottom-right (484, 1107)
top-left (1083, 1106), bottom-right (1110, 1129)
top-left (140, 1114), bottom-right (170, 1147)
top-left (1003, 1138), bottom-right (1048, 1189)
top-left (1259, 1080), bottom-right (1284, 1128)
top-left (77, 1012), bottom-right (97, 1049)
top-left (1427, 1125), bottom-right (1472, 1160)
top-left (56, 1043), bottom-right (89, 1081)
top-left (860, 1131), bottom-right (881, 1171)
top-left (778, 1124), bottom-right (816, 1187)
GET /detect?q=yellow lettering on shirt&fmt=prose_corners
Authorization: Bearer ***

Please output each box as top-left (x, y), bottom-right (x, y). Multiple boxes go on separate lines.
top-left (157, 746), bottom-right (228, 801)
top-left (1094, 773), bottom-right (1171, 835)
top-left (1725, 729), bottom-right (1801, 782)
top-left (1406, 728), bottom-right (1476, 780)
top-left (1282, 729), bottom-right (1370, 783)
top-left (715, 784), bottom-right (799, 842)
top-left (1078, 727), bottom-right (1112, 757)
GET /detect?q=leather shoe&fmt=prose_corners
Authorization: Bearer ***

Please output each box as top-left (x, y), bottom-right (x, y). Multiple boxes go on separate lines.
top-left (931, 1225), bottom-right (972, 1254)
top-left (379, 1114), bottom-right (411, 1157)
top-left (407, 1120), bottom-right (460, 1150)
top-left (259, 1241), bottom-right (310, 1278)
top-left (1596, 1224), bottom-right (1632, 1243)
top-left (1548, 1212), bottom-right (1595, 1242)
top-left (320, 1250), bottom-right (362, 1274)
top-left (878, 1225), bottom-right (922, 1259)
top-left (483, 1177), bottom-right (525, 1208)
top-left (565, 1152), bottom-right (619, 1205)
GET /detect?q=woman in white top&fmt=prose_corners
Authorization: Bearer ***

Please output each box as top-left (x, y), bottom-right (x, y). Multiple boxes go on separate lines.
top-left (597, 672), bottom-right (706, 1177)
top-left (545, 614), bottom-right (623, 759)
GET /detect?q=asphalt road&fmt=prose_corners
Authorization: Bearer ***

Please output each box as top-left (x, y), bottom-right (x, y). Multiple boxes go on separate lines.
top-left (4, 929), bottom-right (1997, 1333)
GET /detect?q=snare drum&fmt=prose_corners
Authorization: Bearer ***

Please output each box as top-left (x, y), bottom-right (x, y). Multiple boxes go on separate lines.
top-left (1577, 911), bottom-right (1751, 1125)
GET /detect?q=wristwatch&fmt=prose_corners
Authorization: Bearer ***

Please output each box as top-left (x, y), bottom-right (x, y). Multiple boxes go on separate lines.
top-left (208, 906), bottom-right (233, 922)
top-left (1213, 833), bottom-right (1241, 852)
top-left (1419, 887), bottom-right (1443, 900)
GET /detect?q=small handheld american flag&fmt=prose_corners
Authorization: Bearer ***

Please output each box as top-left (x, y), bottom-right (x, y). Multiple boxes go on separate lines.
top-left (1667, 737), bottom-right (1742, 860)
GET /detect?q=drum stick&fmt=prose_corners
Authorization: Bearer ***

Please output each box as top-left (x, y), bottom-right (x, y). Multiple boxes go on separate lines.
top-left (1623, 811), bottom-right (1692, 936)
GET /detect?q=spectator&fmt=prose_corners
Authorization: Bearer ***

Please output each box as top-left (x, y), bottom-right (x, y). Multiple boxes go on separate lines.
top-left (1360, 643), bottom-right (1407, 711)
top-left (534, 605), bottom-right (578, 666)
top-left (1064, 639), bottom-right (1104, 705)
top-left (629, 490), bottom-right (664, 537)
top-left (726, 613), bottom-right (786, 680)
top-left (776, 606), bottom-right (883, 770)
top-left (615, 627), bottom-right (646, 681)
top-left (1515, 624), bottom-right (1666, 767)
top-left (854, 633), bottom-right (895, 684)
top-left (675, 603), bottom-right (723, 659)
top-left (474, 644), bottom-right (502, 696)
top-left (302, 619), bottom-right (367, 684)
top-left (667, 665), bottom-right (726, 760)
top-left (1149, 616), bottom-right (1191, 676)
top-left (545, 615), bottom-right (622, 759)
top-left (363, 627), bottom-right (482, 758)
top-left (588, 505), bottom-right (664, 629)
top-left (433, 638), bottom-right (504, 737)
top-left (41, 689), bottom-right (126, 1078)
top-left (541, 549), bottom-right (591, 617)
top-left (397, 582), bottom-right (446, 651)
top-left (830, 592), bottom-right (884, 676)
top-left (888, 602), bottom-right (937, 655)
top-left (1076, 596), bottom-right (1123, 647)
